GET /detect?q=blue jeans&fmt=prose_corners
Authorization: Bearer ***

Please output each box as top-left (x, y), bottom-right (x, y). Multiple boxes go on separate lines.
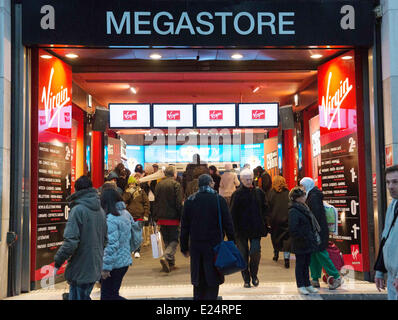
top-left (69, 282), bottom-right (95, 300)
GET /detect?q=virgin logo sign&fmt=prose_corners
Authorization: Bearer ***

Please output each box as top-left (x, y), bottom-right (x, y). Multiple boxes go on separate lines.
top-left (167, 110), bottom-right (180, 120)
top-left (123, 110), bottom-right (137, 120)
top-left (252, 110), bottom-right (265, 120)
top-left (209, 110), bottom-right (223, 120)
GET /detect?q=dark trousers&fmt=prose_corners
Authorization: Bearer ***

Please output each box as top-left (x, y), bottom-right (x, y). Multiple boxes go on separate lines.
top-left (193, 255), bottom-right (219, 300)
top-left (69, 282), bottom-right (95, 300)
top-left (295, 253), bottom-right (312, 288)
top-left (160, 225), bottom-right (180, 266)
top-left (236, 237), bottom-right (261, 283)
top-left (100, 266), bottom-right (129, 300)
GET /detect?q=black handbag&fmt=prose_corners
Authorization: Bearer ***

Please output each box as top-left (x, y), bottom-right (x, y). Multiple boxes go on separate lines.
top-left (374, 205), bottom-right (398, 273)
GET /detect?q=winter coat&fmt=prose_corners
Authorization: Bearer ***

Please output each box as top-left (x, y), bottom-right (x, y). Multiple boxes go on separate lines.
top-left (306, 187), bottom-right (329, 251)
top-left (182, 163), bottom-right (209, 193)
top-left (185, 178), bottom-right (199, 199)
top-left (122, 186), bottom-right (150, 221)
top-left (102, 202), bottom-right (134, 271)
top-left (268, 188), bottom-right (291, 252)
top-left (153, 177), bottom-right (183, 221)
top-left (288, 201), bottom-right (320, 255)
top-left (211, 173), bottom-right (221, 193)
top-left (54, 188), bottom-right (108, 285)
top-left (181, 190), bottom-right (235, 286)
top-left (230, 185), bottom-right (269, 239)
top-left (219, 171), bottom-right (240, 198)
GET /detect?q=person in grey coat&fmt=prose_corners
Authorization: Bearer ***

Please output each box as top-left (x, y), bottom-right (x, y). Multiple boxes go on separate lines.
top-left (181, 174), bottom-right (235, 300)
top-left (54, 175), bottom-right (108, 300)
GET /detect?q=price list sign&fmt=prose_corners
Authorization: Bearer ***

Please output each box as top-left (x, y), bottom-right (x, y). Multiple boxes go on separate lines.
top-left (318, 50), bottom-right (363, 271)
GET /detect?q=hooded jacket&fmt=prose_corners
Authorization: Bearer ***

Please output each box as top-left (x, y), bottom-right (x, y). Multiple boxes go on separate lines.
top-left (54, 188), bottom-right (108, 285)
top-left (102, 202), bottom-right (134, 271)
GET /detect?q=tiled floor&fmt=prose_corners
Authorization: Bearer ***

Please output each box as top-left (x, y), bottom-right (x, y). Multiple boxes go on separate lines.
top-left (4, 237), bottom-right (387, 300)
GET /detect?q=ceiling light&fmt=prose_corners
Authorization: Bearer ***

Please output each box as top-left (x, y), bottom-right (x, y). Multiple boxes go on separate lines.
top-left (150, 53), bottom-right (162, 60)
top-left (65, 53), bottom-right (78, 59)
top-left (231, 53), bottom-right (243, 60)
top-left (252, 86), bottom-right (260, 93)
top-left (40, 55), bottom-right (53, 59)
top-left (342, 55), bottom-right (353, 60)
top-left (310, 54), bottom-right (323, 59)
top-left (130, 86), bottom-right (137, 94)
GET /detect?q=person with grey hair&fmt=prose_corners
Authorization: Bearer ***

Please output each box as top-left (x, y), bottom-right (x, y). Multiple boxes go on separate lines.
top-left (230, 168), bottom-right (270, 288)
top-left (181, 174), bottom-right (235, 300)
top-left (153, 166), bottom-right (184, 272)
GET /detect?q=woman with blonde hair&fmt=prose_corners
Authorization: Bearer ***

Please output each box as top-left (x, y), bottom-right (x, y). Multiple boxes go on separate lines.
top-left (268, 175), bottom-right (291, 268)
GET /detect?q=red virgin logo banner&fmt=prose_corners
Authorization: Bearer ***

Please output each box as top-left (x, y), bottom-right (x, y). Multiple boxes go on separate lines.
top-left (167, 110), bottom-right (181, 120)
top-left (252, 110), bottom-right (265, 120)
top-left (209, 110), bottom-right (223, 120)
top-left (123, 110), bottom-right (137, 120)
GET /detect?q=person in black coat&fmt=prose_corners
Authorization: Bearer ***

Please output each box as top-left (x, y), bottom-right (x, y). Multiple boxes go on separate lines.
top-left (180, 174), bottom-right (235, 300)
top-left (230, 168), bottom-right (270, 288)
top-left (300, 177), bottom-right (342, 290)
top-left (288, 187), bottom-right (321, 295)
top-left (268, 175), bottom-right (291, 268)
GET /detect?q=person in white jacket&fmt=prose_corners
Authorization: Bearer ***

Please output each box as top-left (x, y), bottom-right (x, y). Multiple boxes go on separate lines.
top-left (375, 165), bottom-right (398, 300)
top-left (219, 163), bottom-right (240, 207)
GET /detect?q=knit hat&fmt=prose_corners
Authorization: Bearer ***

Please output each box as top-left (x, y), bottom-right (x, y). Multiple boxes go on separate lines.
top-left (128, 175), bottom-right (138, 185)
top-left (198, 174), bottom-right (213, 187)
top-left (106, 171), bottom-right (118, 181)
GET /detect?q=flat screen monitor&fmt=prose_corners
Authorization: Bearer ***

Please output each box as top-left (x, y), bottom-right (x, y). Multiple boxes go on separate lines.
top-left (195, 103), bottom-right (236, 128)
top-left (153, 104), bottom-right (194, 128)
top-left (109, 103), bottom-right (150, 128)
top-left (238, 103), bottom-right (279, 128)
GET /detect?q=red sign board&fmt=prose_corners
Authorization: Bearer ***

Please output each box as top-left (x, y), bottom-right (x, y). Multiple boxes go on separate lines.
top-left (386, 146), bottom-right (393, 167)
top-left (209, 110), bottom-right (223, 120)
top-left (167, 110), bottom-right (181, 121)
top-left (123, 110), bottom-right (137, 121)
top-left (252, 109), bottom-right (265, 120)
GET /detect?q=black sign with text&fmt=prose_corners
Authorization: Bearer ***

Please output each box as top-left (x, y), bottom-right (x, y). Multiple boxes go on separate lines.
top-left (22, 0), bottom-right (374, 47)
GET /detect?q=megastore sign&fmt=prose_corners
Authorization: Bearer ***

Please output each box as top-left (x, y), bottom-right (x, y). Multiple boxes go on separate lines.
top-left (22, 0), bottom-right (375, 46)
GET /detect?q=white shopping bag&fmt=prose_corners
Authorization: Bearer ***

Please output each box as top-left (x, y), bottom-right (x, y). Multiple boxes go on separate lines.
top-left (151, 226), bottom-right (164, 259)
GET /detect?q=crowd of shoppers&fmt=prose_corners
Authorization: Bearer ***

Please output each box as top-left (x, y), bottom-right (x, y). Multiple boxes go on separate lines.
top-left (59, 158), bottom-right (398, 301)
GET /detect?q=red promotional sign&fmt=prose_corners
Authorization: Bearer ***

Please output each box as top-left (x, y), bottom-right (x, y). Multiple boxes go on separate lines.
top-left (386, 146), bottom-right (393, 167)
top-left (123, 110), bottom-right (137, 121)
top-left (209, 110), bottom-right (223, 120)
top-left (252, 109), bottom-right (265, 120)
top-left (167, 110), bottom-right (181, 121)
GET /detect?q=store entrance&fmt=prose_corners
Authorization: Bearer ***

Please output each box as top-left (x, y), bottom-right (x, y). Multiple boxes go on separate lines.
top-left (33, 46), bottom-right (364, 290)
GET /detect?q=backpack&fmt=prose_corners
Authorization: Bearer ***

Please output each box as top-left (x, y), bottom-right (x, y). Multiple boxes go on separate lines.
top-left (323, 201), bottom-right (338, 235)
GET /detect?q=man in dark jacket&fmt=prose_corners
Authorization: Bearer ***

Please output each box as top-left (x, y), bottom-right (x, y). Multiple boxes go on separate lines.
top-left (300, 177), bottom-right (342, 290)
top-left (153, 166), bottom-right (184, 272)
top-left (182, 154), bottom-right (209, 194)
top-left (181, 174), bottom-right (235, 300)
top-left (54, 175), bottom-right (108, 300)
top-left (230, 168), bottom-right (270, 288)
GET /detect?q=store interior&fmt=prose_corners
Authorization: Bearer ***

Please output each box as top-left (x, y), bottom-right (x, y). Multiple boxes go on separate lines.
top-left (43, 47), bottom-right (350, 190)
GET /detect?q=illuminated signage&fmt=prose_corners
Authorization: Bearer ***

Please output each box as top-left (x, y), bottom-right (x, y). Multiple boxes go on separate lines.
top-left (153, 104), bottom-right (193, 128)
top-left (109, 103), bottom-right (150, 128)
top-left (196, 104), bottom-right (236, 128)
top-left (238, 103), bottom-right (278, 128)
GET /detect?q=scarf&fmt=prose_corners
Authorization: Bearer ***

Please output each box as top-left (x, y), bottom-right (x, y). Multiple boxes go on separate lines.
top-left (198, 185), bottom-right (216, 194)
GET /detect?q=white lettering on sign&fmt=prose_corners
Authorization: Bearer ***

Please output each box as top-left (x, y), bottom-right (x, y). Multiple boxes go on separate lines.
top-left (106, 11), bottom-right (295, 36)
top-left (209, 110), bottom-right (223, 120)
top-left (41, 68), bottom-right (71, 132)
top-left (266, 151), bottom-right (278, 170)
top-left (321, 72), bottom-right (353, 130)
top-left (252, 110), bottom-right (265, 120)
top-left (40, 5), bottom-right (55, 30)
top-left (311, 130), bottom-right (321, 157)
top-left (167, 110), bottom-right (180, 120)
top-left (340, 5), bottom-right (355, 30)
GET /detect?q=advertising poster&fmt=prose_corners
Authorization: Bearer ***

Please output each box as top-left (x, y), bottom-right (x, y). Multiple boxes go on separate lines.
top-left (35, 49), bottom-right (72, 281)
top-left (107, 137), bottom-right (121, 171)
top-left (240, 144), bottom-right (264, 169)
top-left (264, 137), bottom-right (279, 179)
top-left (126, 145), bottom-right (145, 171)
top-left (318, 50), bottom-right (362, 271)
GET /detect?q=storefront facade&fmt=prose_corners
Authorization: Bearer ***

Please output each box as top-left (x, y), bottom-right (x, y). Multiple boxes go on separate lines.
top-left (2, 0), bottom-right (395, 298)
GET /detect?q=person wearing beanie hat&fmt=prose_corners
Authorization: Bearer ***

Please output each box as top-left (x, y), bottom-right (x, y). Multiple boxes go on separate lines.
top-left (122, 173), bottom-right (150, 258)
top-left (299, 177), bottom-right (342, 290)
top-left (98, 171), bottom-right (123, 196)
top-left (288, 186), bottom-right (321, 295)
top-left (180, 173), bottom-right (234, 300)
top-left (229, 167), bottom-right (270, 288)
